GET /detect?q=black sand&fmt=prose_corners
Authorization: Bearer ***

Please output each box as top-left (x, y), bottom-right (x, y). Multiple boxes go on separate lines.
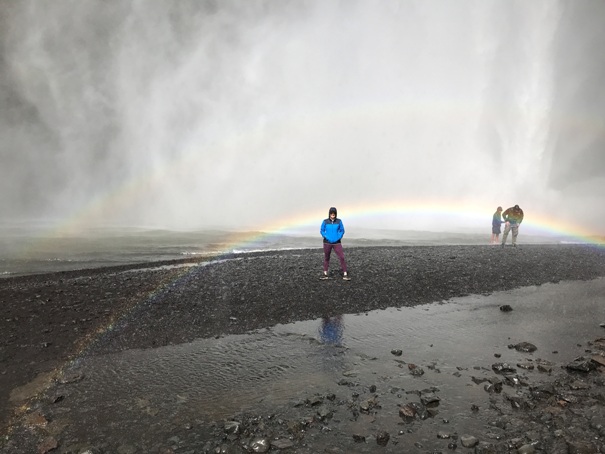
top-left (1, 244), bottom-right (605, 452)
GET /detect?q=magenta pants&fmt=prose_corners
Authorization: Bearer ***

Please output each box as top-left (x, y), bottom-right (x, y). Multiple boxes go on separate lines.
top-left (323, 242), bottom-right (347, 273)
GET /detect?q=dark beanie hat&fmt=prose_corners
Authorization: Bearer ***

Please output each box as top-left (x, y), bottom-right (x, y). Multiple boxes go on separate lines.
top-left (329, 207), bottom-right (337, 216)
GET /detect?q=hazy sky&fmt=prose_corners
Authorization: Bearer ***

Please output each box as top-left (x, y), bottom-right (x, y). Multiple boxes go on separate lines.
top-left (1, 0), bottom-right (604, 235)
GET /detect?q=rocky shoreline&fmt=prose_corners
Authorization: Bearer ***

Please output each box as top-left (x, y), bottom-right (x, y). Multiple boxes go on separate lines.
top-left (1, 244), bottom-right (605, 453)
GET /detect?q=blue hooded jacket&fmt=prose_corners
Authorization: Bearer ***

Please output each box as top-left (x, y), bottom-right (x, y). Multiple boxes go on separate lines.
top-left (320, 207), bottom-right (345, 244)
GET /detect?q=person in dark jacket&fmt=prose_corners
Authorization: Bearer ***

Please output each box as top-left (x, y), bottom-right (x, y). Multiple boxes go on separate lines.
top-left (320, 207), bottom-right (350, 280)
top-left (501, 204), bottom-right (524, 247)
top-left (491, 206), bottom-right (503, 244)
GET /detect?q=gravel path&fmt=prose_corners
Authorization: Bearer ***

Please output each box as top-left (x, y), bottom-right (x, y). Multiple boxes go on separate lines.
top-left (1, 244), bottom-right (605, 452)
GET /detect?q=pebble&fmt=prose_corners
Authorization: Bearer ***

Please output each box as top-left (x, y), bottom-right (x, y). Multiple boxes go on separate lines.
top-left (460, 435), bottom-right (479, 448)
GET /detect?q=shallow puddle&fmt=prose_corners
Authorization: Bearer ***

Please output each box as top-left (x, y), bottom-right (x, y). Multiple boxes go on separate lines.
top-left (28, 278), bottom-right (605, 452)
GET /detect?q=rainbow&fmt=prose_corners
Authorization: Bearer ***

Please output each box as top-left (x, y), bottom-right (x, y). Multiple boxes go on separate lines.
top-left (220, 202), bottom-right (605, 248)
top-left (19, 199), bottom-right (605, 257)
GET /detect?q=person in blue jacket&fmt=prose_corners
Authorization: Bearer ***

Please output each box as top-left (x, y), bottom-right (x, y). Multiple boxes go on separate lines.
top-left (320, 207), bottom-right (350, 280)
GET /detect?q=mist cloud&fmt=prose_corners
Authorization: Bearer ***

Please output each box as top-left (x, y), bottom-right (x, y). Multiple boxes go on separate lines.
top-left (1, 0), bottom-right (604, 234)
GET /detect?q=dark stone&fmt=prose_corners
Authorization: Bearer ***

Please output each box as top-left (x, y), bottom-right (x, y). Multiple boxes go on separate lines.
top-left (352, 434), bottom-right (366, 443)
top-left (513, 342), bottom-right (537, 353)
top-left (376, 430), bottom-right (390, 446)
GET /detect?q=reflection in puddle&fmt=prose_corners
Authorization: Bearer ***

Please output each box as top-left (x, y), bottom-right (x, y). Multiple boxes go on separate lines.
top-left (36, 278), bottom-right (605, 450)
top-left (319, 315), bottom-right (344, 346)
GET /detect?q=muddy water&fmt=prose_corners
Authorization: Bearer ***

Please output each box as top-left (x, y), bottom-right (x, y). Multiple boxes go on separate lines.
top-left (39, 278), bottom-right (605, 451)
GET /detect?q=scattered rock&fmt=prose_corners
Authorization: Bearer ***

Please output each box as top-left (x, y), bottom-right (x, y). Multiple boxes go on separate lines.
top-left (591, 354), bottom-right (605, 367)
top-left (510, 342), bottom-right (537, 353)
top-left (376, 430), bottom-right (390, 446)
top-left (352, 434), bottom-right (366, 443)
top-left (37, 437), bottom-right (58, 454)
top-left (250, 437), bottom-right (270, 453)
top-left (460, 435), bottom-right (479, 448)
top-left (317, 405), bottom-right (333, 420)
top-left (568, 380), bottom-right (590, 390)
top-left (484, 381), bottom-right (502, 394)
top-left (472, 376), bottom-right (488, 384)
top-left (566, 357), bottom-right (597, 372)
top-left (408, 363), bottom-right (425, 376)
top-left (308, 395), bottom-right (323, 406)
top-left (420, 393), bottom-right (440, 407)
top-left (505, 394), bottom-right (529, 410)
top-left (530, 383), bottom-right (556, 399)
top-left (271, 439), bottom-right (294, 449)
top-left (224, 420), bottom-right (241, 434)
top-left (398, 403), bottom-right (416, 421)
top-left (492, 362), bottom-right (516, 373)
top-left (536, 359), bottom-right (554, 373)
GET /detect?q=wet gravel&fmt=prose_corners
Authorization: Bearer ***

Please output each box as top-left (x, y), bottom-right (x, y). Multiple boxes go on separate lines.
top-left (1, 244), bottom-right (605, 453)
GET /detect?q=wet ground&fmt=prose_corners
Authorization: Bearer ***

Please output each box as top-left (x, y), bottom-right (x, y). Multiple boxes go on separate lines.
top-left (1, 245), bottom-right (605, 453)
